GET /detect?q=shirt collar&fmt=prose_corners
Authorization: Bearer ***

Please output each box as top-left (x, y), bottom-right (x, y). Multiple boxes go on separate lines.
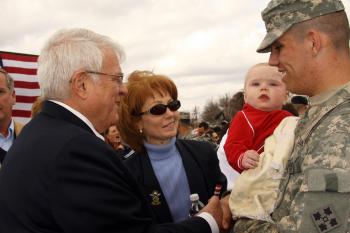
top-left (0, 119), bottom-right (14, 139)
top-left (309, 81), bottom-right (350, 107)
top-left (49, 100), bottom-right (105, 141)
top-left (8, 119), bottom-right (14, 135)
top-left (3, 119), bottom-right (15, 139)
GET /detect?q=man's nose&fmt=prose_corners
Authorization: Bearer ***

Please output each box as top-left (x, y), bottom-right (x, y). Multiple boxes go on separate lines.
top-left (268, 50), bottom-right (279, 67)
top-left (119, 83), bottom-right (128, 95)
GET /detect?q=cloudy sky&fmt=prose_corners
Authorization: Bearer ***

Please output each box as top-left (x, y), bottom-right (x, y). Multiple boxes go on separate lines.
top-left (1, 0), bottom-right (350, 114)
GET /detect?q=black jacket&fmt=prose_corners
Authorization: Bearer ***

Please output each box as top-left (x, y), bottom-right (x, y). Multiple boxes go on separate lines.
top-left (0, 101), bottom-right (212, 233)
top-left (124, 139), bottom-right (227, 223)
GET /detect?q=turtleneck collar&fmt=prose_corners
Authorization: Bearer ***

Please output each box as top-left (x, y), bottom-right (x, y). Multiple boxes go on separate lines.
top-left (144, 137), bottom-right (177, 160)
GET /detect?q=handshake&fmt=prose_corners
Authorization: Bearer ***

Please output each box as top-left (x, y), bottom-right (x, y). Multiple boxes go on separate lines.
top-left (197, 194), bottom-right (233, 232)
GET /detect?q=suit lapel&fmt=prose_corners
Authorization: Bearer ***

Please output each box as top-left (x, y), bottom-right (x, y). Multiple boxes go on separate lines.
top-left (176, 140), bottom-right (210, 204)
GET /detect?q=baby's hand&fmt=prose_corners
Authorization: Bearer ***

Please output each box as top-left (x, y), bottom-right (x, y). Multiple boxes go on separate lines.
top-left (241, 150), bottom-right (259, 169)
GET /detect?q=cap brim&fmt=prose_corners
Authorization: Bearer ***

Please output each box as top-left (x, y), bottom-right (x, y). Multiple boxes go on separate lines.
top-left (257, 35), bottom-right (273, 53)
top-left (257, 29), bottom-right (285, 53)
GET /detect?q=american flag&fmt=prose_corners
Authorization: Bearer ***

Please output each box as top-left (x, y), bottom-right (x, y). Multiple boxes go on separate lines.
top-left (0, 51), bottom-right (40, 124)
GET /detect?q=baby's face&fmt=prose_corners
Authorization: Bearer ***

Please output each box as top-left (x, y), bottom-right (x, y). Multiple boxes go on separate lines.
top-left (244, 65), bottom-right (287, 112)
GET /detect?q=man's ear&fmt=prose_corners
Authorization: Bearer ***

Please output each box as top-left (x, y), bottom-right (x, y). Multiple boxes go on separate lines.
top-left (70, 71), bottom-right (89, 99)
top-left (307, 29), bottom-right (322, 56)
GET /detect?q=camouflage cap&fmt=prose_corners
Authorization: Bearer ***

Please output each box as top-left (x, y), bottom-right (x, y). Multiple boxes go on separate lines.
top-left (257, 0), bottom-right (345, 53)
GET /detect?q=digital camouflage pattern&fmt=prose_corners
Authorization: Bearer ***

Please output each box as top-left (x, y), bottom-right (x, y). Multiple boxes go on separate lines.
top-left (257, 0), bottom-right (345, 53)
top-left (234, 82), bottom-right (350, 232)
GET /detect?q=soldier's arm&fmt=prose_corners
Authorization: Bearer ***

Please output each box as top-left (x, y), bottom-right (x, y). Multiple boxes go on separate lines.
top-left (233, 218), bottom-right (278, 233)
top-left (279, 113), bottom-right (350, 232)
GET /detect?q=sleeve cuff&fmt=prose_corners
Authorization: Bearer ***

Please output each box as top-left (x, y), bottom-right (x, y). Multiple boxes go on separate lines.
top-left (197, 212), bottom-right (219, 233)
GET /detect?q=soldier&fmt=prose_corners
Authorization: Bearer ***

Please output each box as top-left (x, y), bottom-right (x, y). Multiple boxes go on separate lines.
top-left (233, 0), bottom-right (350, 232)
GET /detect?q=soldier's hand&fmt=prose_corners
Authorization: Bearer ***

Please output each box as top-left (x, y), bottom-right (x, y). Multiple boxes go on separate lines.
top-left (242, 150), bottom-right (259, 169)
top-left (220, 195), bottom-right (233, 231)
top-left (200, 195), bottom-right (223, 228)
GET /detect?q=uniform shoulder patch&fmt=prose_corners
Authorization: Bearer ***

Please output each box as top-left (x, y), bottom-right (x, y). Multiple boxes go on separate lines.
top-left (311, 205), bottom-right (341, 233)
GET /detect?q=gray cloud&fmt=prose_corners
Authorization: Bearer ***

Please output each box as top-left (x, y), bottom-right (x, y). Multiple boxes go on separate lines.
top-left (1, 0), bottom-right (349, 114)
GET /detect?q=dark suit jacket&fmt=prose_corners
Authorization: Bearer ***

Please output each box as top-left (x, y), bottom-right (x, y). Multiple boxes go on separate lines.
top-left (123, 139), bottom-right (227, 223)
top-left (0, 101), bottom-right (212, 233)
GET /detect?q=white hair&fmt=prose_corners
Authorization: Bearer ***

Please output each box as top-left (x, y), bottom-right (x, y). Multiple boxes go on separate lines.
top-left (38, 28), bottom-right (125, 100)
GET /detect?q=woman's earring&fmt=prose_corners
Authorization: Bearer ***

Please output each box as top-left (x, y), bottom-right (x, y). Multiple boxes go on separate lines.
top-left (139, 129), bottom-right (143, 134)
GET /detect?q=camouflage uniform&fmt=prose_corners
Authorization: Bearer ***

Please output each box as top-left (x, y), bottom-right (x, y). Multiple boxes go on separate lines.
top-left (234, 0), bottom-right (349, 232)
top-left (234, 82), bottom-right (350, 232)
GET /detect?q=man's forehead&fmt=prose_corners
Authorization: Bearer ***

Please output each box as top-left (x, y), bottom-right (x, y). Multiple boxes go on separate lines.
top-left (101, 48), bottom-right (121, 70)
top-left (0, 71), bottom-right (7, 78)
top-left (0, 73), bottom-right (8, 83)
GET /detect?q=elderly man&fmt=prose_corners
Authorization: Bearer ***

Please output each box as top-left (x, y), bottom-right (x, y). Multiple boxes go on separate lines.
top-left (234, 0), bottom-right (350, 232)
top-left (0, 68), bottom-right (23, 164)
top-left (0, 28), bottom-right (229, 233)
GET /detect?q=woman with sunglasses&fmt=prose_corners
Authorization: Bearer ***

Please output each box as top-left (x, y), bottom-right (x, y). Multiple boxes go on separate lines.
top-left (118, 70), bottom-right (227, 224)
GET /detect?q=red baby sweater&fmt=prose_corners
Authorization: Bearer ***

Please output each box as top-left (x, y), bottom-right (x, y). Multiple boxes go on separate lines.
top-left (224, 103), bottom-right (292, 173)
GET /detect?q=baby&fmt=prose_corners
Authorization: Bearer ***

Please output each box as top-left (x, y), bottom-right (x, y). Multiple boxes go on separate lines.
top-left (224, 63), bottom-right (292, 173)
top-left (225, 63), bottom-right (298, 221)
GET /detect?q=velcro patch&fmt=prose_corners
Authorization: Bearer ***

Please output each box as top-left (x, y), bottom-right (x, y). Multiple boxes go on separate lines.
top-left (311, 206), bottom-right (340, 233)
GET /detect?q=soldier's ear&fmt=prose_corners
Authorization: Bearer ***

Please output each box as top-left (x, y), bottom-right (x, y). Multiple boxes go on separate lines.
top-left (307, 29), bottom-right (321, 56)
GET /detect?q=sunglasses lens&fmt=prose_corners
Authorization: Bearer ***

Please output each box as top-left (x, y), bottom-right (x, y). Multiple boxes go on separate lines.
top-left (149, 104), bottom-right (167, 115)
top-left (147, 100), bottom-right (181, 115)
top-left (168, 100), bottom-right (181, 111)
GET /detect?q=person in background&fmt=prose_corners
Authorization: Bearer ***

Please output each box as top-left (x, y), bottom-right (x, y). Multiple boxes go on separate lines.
top-left (234, 0), bottom-right (350, 232)
top-left (281, 102), bottom-right (299, 116)
top-left (211, 131), bottom-right (220, 145)
top-left (117, 70), bottom-right (229, 227)
top-left (218, 121), bottom-right (228, 144)
top-left (103, 124), bottom-right (132, 158)
top-left (227, 91), bottom-right (245, 121)
top-left (291, 95), bottom-right (308, 116)
top-left (191, 121), bottom-right (217, 148)
top-left (0, 68), bottom-right (23, 165)
top-left (224, 63), bottom-right (292, 173)
top-left (31, 96), bottom-right (43, 118)
top-left (0, 28), bottom-right (226, 233)
top-left (177, 111), bottom-right (194, 139)
top-left (193, 121), bottom-right (210, 138)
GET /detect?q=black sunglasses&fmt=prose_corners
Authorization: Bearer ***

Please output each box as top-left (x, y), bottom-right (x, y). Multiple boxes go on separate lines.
top-left (136, 100), bottom-right (181, 116)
